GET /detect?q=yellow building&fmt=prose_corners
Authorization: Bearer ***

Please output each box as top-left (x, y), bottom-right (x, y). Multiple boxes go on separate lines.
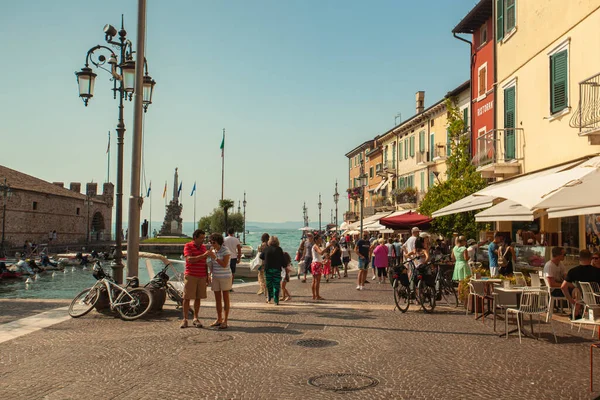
top-left (493, 0), bottom-right (600, 247)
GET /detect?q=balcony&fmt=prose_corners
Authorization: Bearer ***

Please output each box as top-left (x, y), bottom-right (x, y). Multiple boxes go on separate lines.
top-left (570, 72), bottom-right (600, 144)
top-left (344, 211), bottom-right (358, 222)
top-left (416, 150), bottom-right (434, 166)
top-left (472, 128), bottom-right (524, 178)
top-left (433, 144), bottom-right (447, 160)
top-left (378, 160), bottom-right (396, 177)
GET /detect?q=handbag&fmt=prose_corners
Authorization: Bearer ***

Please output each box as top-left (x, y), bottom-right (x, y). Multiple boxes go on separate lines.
top-left (295, 251), bottom-right (302, 262)
top-left (250, 252), bottom-right (262, 271)
top-left (497, 247), bottom-right (508, 267)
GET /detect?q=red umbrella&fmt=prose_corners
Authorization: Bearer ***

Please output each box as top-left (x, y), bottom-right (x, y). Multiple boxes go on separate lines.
top-left (380, 211), bottom-right (433, 230)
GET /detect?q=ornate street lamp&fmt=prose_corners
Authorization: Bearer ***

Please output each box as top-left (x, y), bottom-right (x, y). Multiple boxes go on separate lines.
top-left (75, 17), bottom-right (156, 283)
top-left (318, 193), bottom-right (322, 232)
top-left (358, 169), bottom-right (368, 238)
top-left (0, 178), bottom-right (12, 258)
top-left (242, 192), bottom-right (247, 244)
top-left (333, 180), bottom-right (339, 232)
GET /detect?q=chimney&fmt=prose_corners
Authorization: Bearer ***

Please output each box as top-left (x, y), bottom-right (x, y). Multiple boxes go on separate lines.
top-left (70, 182), bottom-right (81, 193)
top-left (53, 182), bottom-right (64, 188)
top-left (416, 91), bottom-right (425, 114)
top-left (86, 183), bottom-right (98, 196)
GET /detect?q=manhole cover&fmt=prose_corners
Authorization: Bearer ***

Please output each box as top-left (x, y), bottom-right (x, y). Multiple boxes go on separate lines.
top-left (295, 338), bottom-right (338, 348)
top-left (308, 373), bottom-right (379, 392)
top-left (187, 334), bottom-right (233, 344)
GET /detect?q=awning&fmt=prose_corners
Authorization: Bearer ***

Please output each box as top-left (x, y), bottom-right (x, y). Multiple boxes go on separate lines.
top-left (348, 211), bottom-right (394, 230)
top-left (373, 179), bottom-right (388, 194)
top-left (339, 221), bottom-right (350, 230)
top-left (547, 206), bottom-right (600, 219)
top-left (474, 200), bottom-right (546, 222)
top-left (430, 158), bottom-right (588, 218)
top-left (380, 211), bottom-right (433, 230)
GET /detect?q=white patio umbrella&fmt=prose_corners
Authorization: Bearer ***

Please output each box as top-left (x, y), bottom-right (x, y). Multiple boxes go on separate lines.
top-left (298, 227), bottom-right (313, 231)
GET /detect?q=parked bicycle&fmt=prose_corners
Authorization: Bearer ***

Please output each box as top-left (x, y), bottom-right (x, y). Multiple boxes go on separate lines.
top-left (145, 263), bottom-right (184, 308)
top-left (432, 254), bottom-right (458, 308)
top-left (391, 256), bottom-right (436, 313)
top-left (68, 262), bottom-right (153, 320)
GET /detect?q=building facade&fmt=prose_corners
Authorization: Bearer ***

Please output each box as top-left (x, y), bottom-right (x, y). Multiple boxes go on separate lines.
top-left (0, 165), bottom-right (114, 250)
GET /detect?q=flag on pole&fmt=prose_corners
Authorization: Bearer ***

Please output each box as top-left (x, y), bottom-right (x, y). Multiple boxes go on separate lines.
top-left (220, 131), bottom-right (225, 157)
top-left (162, 181), bottom-right (167, 198)
top-left (178, 182), bottom-right (182, 197)
top-left (146, 181), bottom-right (151, 198)
top-left (190, 181), bottom-right (196, 196)
top-left (106, 131), bottom-right (110, 154)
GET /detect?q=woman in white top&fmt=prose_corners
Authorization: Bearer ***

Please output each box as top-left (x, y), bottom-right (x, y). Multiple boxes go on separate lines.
top-left (341, 242), bottom-right (350, 278)
top-left (311, 235), bottom-right (325, 300)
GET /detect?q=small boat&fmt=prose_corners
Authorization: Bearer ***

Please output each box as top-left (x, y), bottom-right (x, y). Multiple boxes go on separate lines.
top-left (0, 271), bottom-right (23, 280)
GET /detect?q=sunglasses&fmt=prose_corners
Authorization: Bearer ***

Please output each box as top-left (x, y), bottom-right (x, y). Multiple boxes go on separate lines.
top-left (593, 257), bottom-right (600, 260)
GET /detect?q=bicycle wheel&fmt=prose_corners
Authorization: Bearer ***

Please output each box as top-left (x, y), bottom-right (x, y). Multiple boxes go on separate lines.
top-left (441, 281), bottom-right (458, 308)
top-left (166, 283), bottom-right (183, 306)
top-left (68, 287), bottom-right (99, 318)
top-left (117, 288), bottom-right (153, 321)
top-left (417, 280), bottom-right (436, 313)
top-left (393, 279), bottom-right (410, 313)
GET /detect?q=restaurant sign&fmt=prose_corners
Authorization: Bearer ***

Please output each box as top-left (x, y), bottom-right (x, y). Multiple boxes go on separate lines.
top-left (477, 100), bottom-right (493, 117)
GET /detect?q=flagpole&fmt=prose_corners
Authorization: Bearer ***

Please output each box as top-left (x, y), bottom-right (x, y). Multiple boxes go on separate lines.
top-left (221, 128), bottom-right (225, 201)
top-left (194, 188), bottom-right (197, 229)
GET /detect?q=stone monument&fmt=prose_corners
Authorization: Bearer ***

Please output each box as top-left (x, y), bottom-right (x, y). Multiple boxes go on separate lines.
top-left (159, 168), bottom-right (184, 237)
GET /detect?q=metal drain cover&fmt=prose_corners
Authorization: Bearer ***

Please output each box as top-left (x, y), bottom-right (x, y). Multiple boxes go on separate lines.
top-left (295, 338), bottom-right (338, 348)
top-left (187, 334), bottom-right (233, 344)
top-left (308, 373), bottom-right (379, 392)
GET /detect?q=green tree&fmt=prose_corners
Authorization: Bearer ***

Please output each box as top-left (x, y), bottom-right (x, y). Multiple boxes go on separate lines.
top-left (418, 98), bottom-right (488, 239)
top-left (219, 199), bottom-right (235, 232)
top-left (197, 205), bottom-right (244, 234)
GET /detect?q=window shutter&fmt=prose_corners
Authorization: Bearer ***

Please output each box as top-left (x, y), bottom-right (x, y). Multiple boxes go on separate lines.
top-left (429, 133), bottom-right (435, 161)
top-left (399, 177), bottom-right (405, 189)
top-left (551, 50), bottom-right (568, 113)
top-left (392, 145), bottom-right (396, 167)
top-left (479, 68), bottom-right (485, 96)
top-left (429, 172), bottom-right (435, 188)
top-left (410, 136), bottom-right (415, 157)
top-left (506, 0), bottom-right (516, 32)
top-left (463, 108), bottom-right (469, 132)
top-left (496, 0), bottom-right (504, 41)
top-left (419, 131), bottom-right (425, 152)
top-left (399, 141), bottom-right (403, 161)
top-left (420, 171), bottom-right (425, 191)
top-left (504, 86), bottom-right (516, 129)
top-left (404, 138), bottom-right (408, 159)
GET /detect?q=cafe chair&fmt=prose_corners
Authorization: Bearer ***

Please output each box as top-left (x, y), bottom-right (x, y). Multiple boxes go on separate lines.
top-left (573, 282), bottom-right (600, 338)
top-left (505, 289), bottom-right (557, 344)
top-left (514, 272), bottom-right (527, 287)
top-left (467, 281), bottom-right (493, 322)
top-left (492, 287), bottom-right (518, 332)
top-left (544, 276), bottom-right (569, 322)
top-left (529, 273), bottom-right (541, 288)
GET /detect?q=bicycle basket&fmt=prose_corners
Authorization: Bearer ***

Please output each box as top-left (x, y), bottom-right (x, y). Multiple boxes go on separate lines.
top-left (92, 264), bottom-right (106, 280)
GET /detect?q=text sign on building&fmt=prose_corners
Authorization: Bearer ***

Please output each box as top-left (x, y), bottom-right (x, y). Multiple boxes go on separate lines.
top-left (477, 100), bottom-right (493, 117)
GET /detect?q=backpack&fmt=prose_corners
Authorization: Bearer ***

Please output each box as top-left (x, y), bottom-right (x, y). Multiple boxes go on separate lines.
top-left (498, 246), bottom-right (509, 267)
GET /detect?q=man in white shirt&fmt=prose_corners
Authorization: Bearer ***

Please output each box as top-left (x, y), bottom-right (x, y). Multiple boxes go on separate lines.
top-left (543, 246), bottom-right (566, 296)
top-left (223, 228), bottom-right (242, 292)
top-left (402, 227), bottom-right (419, 259)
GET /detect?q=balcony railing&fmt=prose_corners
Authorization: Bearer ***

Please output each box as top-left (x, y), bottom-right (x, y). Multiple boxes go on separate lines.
top-left (344, 211), bottom-right (358, 222)
top-left (383, 160), bottom-right (396, 171)
top-left (472, 128), bottom-right (524, 168)
top-left (570, 72), bottom-right (600, 134)
top-left (433, 144), bottom-right (447, 160)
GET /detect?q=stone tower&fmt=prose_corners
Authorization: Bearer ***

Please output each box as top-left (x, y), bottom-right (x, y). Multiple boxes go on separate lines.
top-left (159, 168), bottom-right (184, 236)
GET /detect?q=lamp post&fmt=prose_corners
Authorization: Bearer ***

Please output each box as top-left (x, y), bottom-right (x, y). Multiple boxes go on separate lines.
top-left (358, 165), bottom-right (368, 239)
top-left (242, 192), bottom-right (247, 244)
top-left (333, 180), bottom-right (339, 232)
top-left (0, 178), bottom-right (12, 258)
top-left (75, 16), bottom-right (155, 283)
top-left (237, 200), bottom-right (241, 215)
top-left (302, 202), bottom-right (308, 227)
top-left (318, 194), bottom-right (322, 232)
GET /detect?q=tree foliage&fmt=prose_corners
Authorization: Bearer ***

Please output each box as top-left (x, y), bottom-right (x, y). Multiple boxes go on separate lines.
top-left (418, 98), bottom-right (488, 239)
top-left (197, 207), bottom-right (243, 234)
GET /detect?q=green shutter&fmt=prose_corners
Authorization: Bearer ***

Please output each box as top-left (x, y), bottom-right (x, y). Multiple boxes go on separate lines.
top-left (399, 141), bottom-right (403, 161)
top-left (399, 177), bottom-right (405, 189)
top-left (504, 86), bottom-right (516, 160)
top-left (429, 133), bottom-right (435, 161)
top-left (410, 136), bottom-right (415, 157)
top-left (496, 0), bottom-right (504, 41)
top-left (463, 108), bottom-right (469, 132)
top-left (404, 138), bottom-right (408, 159)
top-left (420, 171), bottom-right (425, 191)
top-left (429, 172), bottom-right (435, 188)
top-left (506, 0), bottom-right (516, 32)
top-left (419, 131), bottom-right (425, 152)
top-left (551, 50), bottom-right (568, 114)
top-left (392, 145), bottom-right (396, 167)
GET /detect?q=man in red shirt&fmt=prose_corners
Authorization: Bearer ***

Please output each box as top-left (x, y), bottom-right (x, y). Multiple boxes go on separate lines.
top-left (181, 229), bottom-right (211, 328)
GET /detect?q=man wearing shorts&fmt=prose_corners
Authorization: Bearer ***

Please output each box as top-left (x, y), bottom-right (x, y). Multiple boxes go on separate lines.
top-left (223, 228), bottom-right (242, 292)
top-left (354, 233), bottom-right (371, 290)
top-left (181, 229), bottom-right (211, 328)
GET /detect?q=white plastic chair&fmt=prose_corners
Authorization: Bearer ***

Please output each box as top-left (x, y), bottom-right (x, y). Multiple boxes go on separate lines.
top-left (505, 289), bottom-right (557, 344)
top-left (514, 272), bottom-right (527, 287)
top-left (543, 276), bottom-right (569, 322)
top-left (575, 282), bottom-right (600, 338)
top-left (530, 274), bottom-right (541, 288)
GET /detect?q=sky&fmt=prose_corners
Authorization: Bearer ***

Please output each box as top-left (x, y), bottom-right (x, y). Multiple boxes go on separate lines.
top-left (0, 0), bottom-right (477, 226)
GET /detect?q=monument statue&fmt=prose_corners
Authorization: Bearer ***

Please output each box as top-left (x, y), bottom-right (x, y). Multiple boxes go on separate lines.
top-left (159, 168), bottom-right (184, 236)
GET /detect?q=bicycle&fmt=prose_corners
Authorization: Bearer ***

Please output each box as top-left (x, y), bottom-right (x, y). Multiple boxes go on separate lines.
top-left (432, 254), bottom-right (458, 308)
top-left (145, 263), bottom-right (185, 308)
top-left (68, 262), bottom-right (153, 320)
top-left (391, 256), bottom-right (436, 313)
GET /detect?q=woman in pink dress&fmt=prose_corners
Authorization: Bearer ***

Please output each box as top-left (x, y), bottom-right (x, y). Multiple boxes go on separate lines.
top-left (373, 238), bottom-right (389, 284)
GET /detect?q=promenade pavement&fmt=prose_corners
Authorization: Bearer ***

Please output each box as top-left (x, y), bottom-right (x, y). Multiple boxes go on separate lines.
top-left (0, 270), bottom-right (599, 399)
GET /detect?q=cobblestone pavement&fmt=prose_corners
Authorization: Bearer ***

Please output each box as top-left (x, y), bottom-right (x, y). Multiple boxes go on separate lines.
top-left (1, 272), bottom-right (600, 399)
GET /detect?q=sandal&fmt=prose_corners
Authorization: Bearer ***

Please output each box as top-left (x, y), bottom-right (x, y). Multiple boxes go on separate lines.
top-left (218, 323), bottom-right (228, 330)
top-left (192, 319), bottom-right (203, 328)
top-left (316, 296), bottom-right (325, 300)
top-left (180, 319), bottom-right (188, 329)
top-left (209, 320), bottom-right (222, 327)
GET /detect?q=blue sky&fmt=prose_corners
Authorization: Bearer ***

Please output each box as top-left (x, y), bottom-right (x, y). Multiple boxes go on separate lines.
top-left (0, 0), bottom-right (477, 225)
